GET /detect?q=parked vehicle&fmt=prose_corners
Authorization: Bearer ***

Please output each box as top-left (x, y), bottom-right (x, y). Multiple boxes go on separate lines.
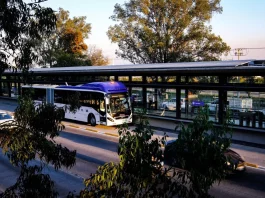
top-left (207, 98), bottom-right (252, 113)
top-left (161, 98), bottom-right (186, 110)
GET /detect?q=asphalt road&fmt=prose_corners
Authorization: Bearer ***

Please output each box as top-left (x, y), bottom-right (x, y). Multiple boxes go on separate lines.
top-left (1, 99), bottom-right (265, 197)
top-left (56, 128), bottom-right (119, 179)
top-left (1, 123), bottom-right (265, 197)
top-left (210, 167), bottom-right (265, 198)
top-left (56, 126), bottom-right (265, 198)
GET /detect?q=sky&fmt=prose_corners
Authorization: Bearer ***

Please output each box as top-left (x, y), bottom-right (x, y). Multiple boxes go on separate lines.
top-left (41, 0), bottom-right (265, 64)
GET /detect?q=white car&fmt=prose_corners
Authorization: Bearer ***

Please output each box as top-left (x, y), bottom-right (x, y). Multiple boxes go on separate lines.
top-left (161, 98), bottom-right (185, 110)
top-left (0, 111), bottom-right (14, 124)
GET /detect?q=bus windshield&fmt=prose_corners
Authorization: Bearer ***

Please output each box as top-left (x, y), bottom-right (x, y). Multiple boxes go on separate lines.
top-left (108, 94), bottom-right (131, 116)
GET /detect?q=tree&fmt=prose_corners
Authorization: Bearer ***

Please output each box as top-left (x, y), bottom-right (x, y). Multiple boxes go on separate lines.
top-left (78, 109), bottom-right (233, 197)
top-left (0, 2), bottom-right (79, 196)
top-left (52, 51), bottom-right (91, 67)
top-left (59, 29), bottom-right (88, 55)
top-left (56, 8), bottom-right (91, 40)
top-left (0, 96), bottom-right (77, 197)
top-left (0, 0), bottom-right (56, 72)
top-left (37, 8), bottom-right (92, 67)
top-left (107, 0), bottom-right (231, 64)
top-left (79, 112), bottom-right (186, 198)
top-left (87, 45), bottom-right (110, 66)
top-left (164, 107), bottom-right (233, 197)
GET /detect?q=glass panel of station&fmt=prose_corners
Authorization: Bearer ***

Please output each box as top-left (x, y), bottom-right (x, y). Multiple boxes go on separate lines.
top-left (228, 76), bottom-right (264, 84)
top-left (178, 75), bottom-right (220, 121)
top-left (157, 76), bottom-right (176, 83)
top-left (109, 76), bottom-right (115, 81)
top-left (146, 88), bottom-right (179, 118)
top-left (226, 91), bottom-right (265, 128)
top-left (10, 83), bottom-right (19, 98)
top-left (181, 89), bottom-right (219, 122)
top-left (132, 76), bottom-right (142, 82)
top-left (131, 87), bottom-right (143, 112)
top-left (0, 81), bottom-right (9, 97)
top-left (118, 76), bottom-right (129, 82)
top-left (188, 76), bottom-right (219, 83)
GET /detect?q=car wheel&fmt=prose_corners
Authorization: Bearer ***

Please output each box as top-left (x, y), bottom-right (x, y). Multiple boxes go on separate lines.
top-left (88, 114), bottom-right (96, 126)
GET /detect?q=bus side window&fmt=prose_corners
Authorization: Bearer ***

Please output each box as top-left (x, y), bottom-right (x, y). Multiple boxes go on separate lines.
top-left (34, 88), bottom-right (46, 102)
top-left (54, 90), bottom-right (65, 103)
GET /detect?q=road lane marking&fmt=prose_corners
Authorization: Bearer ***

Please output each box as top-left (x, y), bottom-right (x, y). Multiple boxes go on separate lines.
top-left (95, 125), bottom-right (117, 130)
top-left (67, 124), bottom-right (80, 129)
top-left (245, 162), bottom-right (259, 168)
top-left (84, 128), bottom-right (98, 133)
top-left (104, 132), bottom-right (119, 137)
top-left (245, 162), bottom-right (265, 172)
top-left (258, 166), bottom-right (265, 171)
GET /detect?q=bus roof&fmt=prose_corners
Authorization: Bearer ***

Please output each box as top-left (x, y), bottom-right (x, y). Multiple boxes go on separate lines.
top-left (56, 81), bottom-right (127, 94)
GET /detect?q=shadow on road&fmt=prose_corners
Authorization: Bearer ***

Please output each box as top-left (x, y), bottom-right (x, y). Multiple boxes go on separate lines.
top-left (60, 131), bottom-right (119, 153)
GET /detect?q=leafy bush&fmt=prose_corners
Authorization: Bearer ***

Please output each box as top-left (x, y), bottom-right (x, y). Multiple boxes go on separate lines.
top-left (165, 107), bottom-right (233, 197)
top-left (80, 112), bottom-right (189, 198)
top-left (0, 96), bottom-right (76, 197)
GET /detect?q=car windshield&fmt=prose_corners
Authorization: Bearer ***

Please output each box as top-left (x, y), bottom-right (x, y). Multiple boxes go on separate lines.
top-left (0, 113), bottom-right (12, 120)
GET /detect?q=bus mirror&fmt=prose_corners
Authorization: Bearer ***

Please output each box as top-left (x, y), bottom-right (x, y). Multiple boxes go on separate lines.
top-left (106, 98), bottom-right (110, 105)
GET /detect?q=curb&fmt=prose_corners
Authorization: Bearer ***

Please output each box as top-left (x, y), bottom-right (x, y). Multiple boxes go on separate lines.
top-left (65, 124), bottom-right (119, 138)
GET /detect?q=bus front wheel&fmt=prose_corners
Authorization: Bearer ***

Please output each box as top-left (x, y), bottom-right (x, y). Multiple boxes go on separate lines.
top-left (88, 114), bottom-right (96, 126)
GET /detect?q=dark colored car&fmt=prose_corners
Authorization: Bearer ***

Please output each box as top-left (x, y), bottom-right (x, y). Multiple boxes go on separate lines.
top-left (164, 139), bottom-right (246, 172)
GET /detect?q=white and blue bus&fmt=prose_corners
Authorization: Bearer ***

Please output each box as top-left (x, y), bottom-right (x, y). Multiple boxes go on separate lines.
top-left (22, 81), bottom-right (132, 126)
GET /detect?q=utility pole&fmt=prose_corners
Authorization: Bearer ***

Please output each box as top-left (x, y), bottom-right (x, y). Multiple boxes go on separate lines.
top-left (233, 48), bottom-right (245, 60)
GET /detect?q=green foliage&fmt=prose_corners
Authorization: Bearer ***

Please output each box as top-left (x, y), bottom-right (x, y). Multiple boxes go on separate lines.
top-left (56, 8), bottom-right (91, 40)
top-left (0, 95), bottom-right (76, 168)
top-left (73, 108), bottom-right (232, 198)
top-left (79, 112), bottom-right (189, 198)
top-left (1, 165), bottom-right (58, 198)
top-left (107, 0), bottom-right (230, 64)
top-left (37, 8), bottom-right (92, 67)
top-left (87, 45), bottom-right (110, 66)
top-left (165, 107), bottom-right (233, 197)
top-left (0, 96), bottom-right (76, 197)
top-left (52, 50), bottom-right (91, 67)
top-left (65, 91), bottom-right (82, 113)
top-left (0, 0), bottom-right (56, 72)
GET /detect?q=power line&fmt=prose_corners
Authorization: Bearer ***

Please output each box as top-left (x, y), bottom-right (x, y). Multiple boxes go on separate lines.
top-left (233, 47), bottom-right (265, 50)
